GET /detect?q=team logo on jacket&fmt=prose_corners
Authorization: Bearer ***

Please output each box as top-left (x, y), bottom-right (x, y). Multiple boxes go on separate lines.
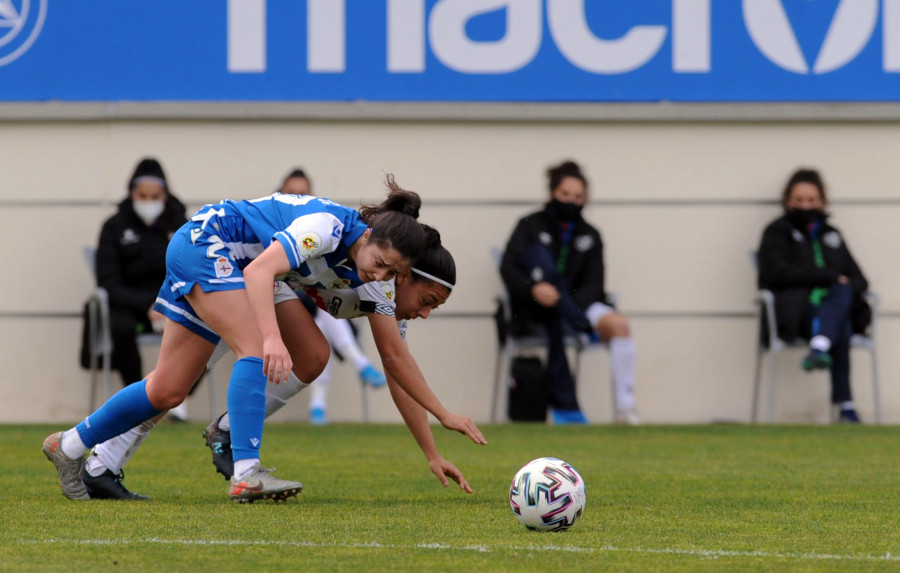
top-left (120, 229), bottom-right (140, 246)
top-left (574, 235), bottom-right (594, 252)
top-left (823, 231), bottom-right (842, 249)
top-left (792, 230), bottom-right (804, 242)
top-left (538, 231), bottom-right (552, 245)
top-left (300, 232), bottom-right (321, 251)
top-left (214, 256), bottom-right (234, 278)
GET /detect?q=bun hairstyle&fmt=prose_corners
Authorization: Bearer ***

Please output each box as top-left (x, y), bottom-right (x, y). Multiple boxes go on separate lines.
top-left (781, 168), bottom-right (826, 210)
top-left (358, 174), bottom-right (426, 263)
top-left (547, 160), bottom-right (588, 194)
top-left (410, 224), bottom-right (456, 293)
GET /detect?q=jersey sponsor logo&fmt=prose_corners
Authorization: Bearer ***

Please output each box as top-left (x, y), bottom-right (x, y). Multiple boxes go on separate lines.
top-left (214, 256), bottom-right (234, 278)
top-left (328, 297), bottom-right (343, 316)
top-left (823, 230), bottom-right (842, 249)
top-left (0, 0), bottom-right (47, 68)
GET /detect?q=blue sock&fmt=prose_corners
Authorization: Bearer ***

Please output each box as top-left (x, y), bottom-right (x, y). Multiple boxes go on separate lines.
top-left (228, 357), bottom-right (267, 462)
top-left (75, 379), bottom-right (161, 449)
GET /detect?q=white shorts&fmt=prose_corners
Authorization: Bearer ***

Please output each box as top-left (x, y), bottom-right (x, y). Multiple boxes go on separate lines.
top-left (586, 302), bottom-right (615, 329)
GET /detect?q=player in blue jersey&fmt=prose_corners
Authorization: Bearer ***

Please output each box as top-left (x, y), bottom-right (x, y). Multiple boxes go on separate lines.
top-left (78, 225), bottom-right (483, 498)
top-left (44, 177), bottom-right (484, 503)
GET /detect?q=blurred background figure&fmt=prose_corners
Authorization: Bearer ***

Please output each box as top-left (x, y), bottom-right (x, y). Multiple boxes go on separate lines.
top-left (500, 160), bottom-right (638, 425)
top-left (279, 168), bottom-right (387, 424)
top-left (756, 168), bottom-right (871, 423)
top-left (87, 157), bottom-right (189, 419)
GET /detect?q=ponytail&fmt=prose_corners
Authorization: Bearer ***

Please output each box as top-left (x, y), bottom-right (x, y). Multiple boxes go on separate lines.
top-left (359, 174), bottom-right (426, 263)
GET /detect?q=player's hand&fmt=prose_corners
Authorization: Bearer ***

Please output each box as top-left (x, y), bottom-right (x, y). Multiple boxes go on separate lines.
top-left (440, 413), bottom-right (488, 445)
top-left (427, 455), bottom-right (473, 494)
top-left (531, 282), bottom-right (560, 308)
top-left (262, 335), bottom-right (292, 384)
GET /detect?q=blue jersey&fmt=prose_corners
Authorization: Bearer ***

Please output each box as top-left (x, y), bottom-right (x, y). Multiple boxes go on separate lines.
top-left (154, 193), bottom-right (369, 344)
top-left (194, 193), bottom-right (369, 290)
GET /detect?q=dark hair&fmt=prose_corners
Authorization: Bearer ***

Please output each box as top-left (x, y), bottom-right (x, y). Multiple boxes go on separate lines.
top-left (547, 160), bottom-right (588, 194)
top-left (781, 168), bottom-right (826, 210)
top-left (411, 224), bottom-right (455, 294)
top-left (358, 174), bottom-right (425, 263)
top-left (282, 168), bottom-right (309, 186)
top-left (129, 157), bottom-right (168, 192)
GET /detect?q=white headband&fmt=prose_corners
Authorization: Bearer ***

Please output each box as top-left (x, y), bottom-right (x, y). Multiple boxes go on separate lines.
top-left (411, 267), bottom-right (453, 290)
top-left (132, 175), bottom-right (166, 188)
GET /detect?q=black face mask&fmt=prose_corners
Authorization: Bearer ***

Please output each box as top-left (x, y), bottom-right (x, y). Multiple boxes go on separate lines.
top-left (787, 208), bottom-right (826, 228)
top-left (547, 198), bottom-right (583, 222)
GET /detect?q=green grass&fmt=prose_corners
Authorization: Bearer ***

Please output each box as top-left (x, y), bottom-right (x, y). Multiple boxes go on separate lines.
top-left (3, 423), bottom-right (900, 572)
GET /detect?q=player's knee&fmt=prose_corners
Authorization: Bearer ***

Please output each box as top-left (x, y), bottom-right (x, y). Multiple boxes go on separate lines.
top-left (292, 338), bottom-right (330, 382)
top-left (145, 384), bottom-right (189, 410)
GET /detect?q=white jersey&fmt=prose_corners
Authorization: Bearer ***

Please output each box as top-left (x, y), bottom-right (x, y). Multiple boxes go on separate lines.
top-left (273, 279), bottom-right (408, 341)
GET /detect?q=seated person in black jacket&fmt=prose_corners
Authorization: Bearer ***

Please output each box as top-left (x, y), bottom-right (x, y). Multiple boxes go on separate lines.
top-left (757, 168), bottom-right (870, 423)
top-left (94, 157), bottom-right (187, 388)
top-left (500, 160), bottom-right (638, 425)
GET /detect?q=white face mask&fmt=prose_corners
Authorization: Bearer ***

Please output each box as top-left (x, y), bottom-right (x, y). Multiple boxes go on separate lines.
top-left (133, 200), bottom-right (165, 225)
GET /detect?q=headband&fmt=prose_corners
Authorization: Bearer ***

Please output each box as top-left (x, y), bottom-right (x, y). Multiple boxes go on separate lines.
top-left (131, 175), bottom-right (166, 188)
top-left (411, 267), bottom-right (453, 290)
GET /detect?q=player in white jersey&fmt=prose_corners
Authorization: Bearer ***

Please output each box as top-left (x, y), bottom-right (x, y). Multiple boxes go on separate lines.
top-left (44, 178), bottom-right (486, 503)
top-left (84, 225), bottom-right (479, 496)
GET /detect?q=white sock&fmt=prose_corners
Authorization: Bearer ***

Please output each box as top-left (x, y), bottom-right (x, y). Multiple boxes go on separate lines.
top-left (60, 428), bottom-right (89, 460)
top-left (810, 335), bottom-right (831, 352)
top-left (309, 360), bottom-right (331, 411)
top-left (840, 400), bottom-right (855, 411)
top-left (86, 419), bottom-right (156, 477)
top-left (609, 337), bottom-right (636, 411)
top-left (233, 458), bottom-right (259, 479)
top-left (316, 312), bottom-right (370, 371)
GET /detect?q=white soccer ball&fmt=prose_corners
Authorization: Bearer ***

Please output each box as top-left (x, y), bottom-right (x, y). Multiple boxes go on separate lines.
top-left (509, 457), bottom-right (586, 532)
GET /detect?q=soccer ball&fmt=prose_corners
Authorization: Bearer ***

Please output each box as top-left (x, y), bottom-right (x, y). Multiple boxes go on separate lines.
top-left (509, 457), bottom-right (586, 532)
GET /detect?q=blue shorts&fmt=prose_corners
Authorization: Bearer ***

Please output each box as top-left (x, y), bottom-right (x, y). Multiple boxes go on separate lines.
top-left (153, 218), bottom-right (248, 344)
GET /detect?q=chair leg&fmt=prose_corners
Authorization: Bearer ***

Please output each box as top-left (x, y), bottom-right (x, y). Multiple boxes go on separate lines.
top-left (766, 350), bottom-right (778, 424)
top-left (361, 383), bottom-right (370, 424)
top-left (490, 349), bottom-right (503, 424)
top-left (751, 347), bottom-right (763, 424)
top-left (870, 347), bottom-right (881, 425)
top-left (206, 361), bottom-right (218, 420)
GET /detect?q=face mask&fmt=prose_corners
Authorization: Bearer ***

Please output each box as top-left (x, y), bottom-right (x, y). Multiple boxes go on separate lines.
top-left (547, 198), bottom-right (583, 222)
top-left (133, 200), bottom-right (165, 225)
top-left (787, 208), bottom-right (825, 228)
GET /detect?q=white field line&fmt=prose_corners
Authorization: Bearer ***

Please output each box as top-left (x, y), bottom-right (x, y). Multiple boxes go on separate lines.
top-left (23, 539), bottom-right (900, 562)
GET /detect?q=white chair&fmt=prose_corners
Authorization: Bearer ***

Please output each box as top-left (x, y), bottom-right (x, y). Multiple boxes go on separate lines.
top-left (83, 247), bottom-right (219, 418)
top-left (751, 288), bottom-right (881, 424)
top-left (490, 247), bottom-right (612, 423)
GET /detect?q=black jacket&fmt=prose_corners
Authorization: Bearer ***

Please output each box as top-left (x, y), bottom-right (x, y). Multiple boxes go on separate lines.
top-left (500, 205), bottom-right (609, 329)
top-left (757, 214), bottom-right (869, 340)
top-left (95, 196), bottom-right (187, 314)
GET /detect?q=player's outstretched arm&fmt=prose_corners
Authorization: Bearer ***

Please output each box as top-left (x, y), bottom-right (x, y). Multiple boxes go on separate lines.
top-left (386, 371), bottom-right (473, 493)
top-left (368, 313), bottom-right (487, 446)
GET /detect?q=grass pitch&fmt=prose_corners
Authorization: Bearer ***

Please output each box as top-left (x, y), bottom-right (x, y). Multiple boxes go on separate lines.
top-left (3, 423), bottom-right (900, 572)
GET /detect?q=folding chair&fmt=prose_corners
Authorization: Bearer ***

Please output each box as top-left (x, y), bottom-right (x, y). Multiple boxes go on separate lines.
top-left (490, 247), bottom-right (611, 423)
top-left (83, 247), bottom-right (220, 418)
top-left (751, 288), bottom-right (881, 424)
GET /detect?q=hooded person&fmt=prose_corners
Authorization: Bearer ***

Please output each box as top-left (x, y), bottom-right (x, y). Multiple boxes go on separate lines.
top-left (84, 158), bottom-right (188, 387)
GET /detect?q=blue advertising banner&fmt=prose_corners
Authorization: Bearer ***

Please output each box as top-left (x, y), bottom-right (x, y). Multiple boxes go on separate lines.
top-left (1, 0), bottom-right (899, 102)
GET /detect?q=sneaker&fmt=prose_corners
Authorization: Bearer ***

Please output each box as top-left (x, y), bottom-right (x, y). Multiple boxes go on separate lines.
top-left (802, 349), bottom-right (832, 371)
top-left (551, 408), bottom-right (588, 425)
top-left (41, 431), bottom-right (90, 500)
top-left (229, 463), bottom-right (303, 504)
top-left (615, 408), bottom-right (641, 425)
top-left (358, 365), bottom-right (387, 388)
top-left (838, 408), bottom-right (862, 424)
top-left (203, 414), bottom-right (234, 480)
top-left (83, 469), bottom-right (150, 501)
top-left (310, 406), bottom-right (328, 426)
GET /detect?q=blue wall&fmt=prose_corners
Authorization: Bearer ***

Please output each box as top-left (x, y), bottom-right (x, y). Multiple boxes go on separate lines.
top-left (1, 0), bottom-right (898, 102)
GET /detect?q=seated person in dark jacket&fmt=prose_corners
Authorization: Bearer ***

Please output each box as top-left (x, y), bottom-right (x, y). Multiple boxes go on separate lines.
top-left (757, 168), bottom-right (870, 423)
top-left (500, 160), bottom-right (638, 425)
top-left (94, 157), bottom-right (187, 388)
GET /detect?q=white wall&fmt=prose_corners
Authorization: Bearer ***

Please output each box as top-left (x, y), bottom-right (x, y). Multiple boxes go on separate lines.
top-left (2, 111), bottom-right (898, 424)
